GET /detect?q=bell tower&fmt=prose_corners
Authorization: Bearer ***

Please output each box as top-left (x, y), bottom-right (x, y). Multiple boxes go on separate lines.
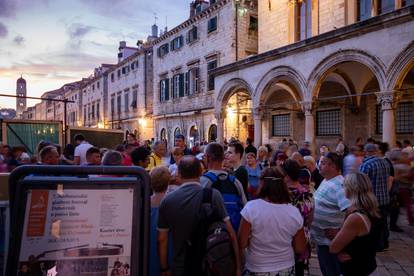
top-left (16, 75), bottom-right (27, 117)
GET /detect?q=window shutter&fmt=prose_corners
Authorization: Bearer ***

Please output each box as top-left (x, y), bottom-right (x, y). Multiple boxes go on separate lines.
top-left (165, 79), bottom-right (170, 101)
top-left (179, 74), bottom-right (184, 97)
top-left (179, 36), bottom-right (184, 47)
top-left (194, 26), bottom-right (198, 40)
top-left (195, 68), bottom-right (200, 93)
top-left (170, 40), bottom-right (174, 51)
top-left (185, 71), bottom-right (189, 95)
top-left (159, 80), bottom-right (163, 102)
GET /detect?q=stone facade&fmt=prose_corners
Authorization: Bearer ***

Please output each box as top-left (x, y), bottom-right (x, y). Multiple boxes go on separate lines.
top-left (152, 0), bottom-right (258, 146)
top-left (214, 4), bottom-right (414, 150)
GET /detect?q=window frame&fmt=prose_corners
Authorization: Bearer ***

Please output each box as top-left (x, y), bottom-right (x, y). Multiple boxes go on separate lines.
top-left (271, 114), bottom-right (291, 137)
top-left (207, 16), bottom-right (218, 33)
top-left (316, 109), bottom-right (342, 136)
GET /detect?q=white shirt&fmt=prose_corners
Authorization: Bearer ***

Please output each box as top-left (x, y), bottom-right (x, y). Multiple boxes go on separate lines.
top-left (241, 199), bottom-right (303, 273)
top-left (74, 141), bottom-right (93, 165)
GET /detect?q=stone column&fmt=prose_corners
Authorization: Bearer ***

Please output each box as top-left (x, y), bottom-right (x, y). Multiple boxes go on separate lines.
top-left (288, 0), bottom-right (299, 43)
top-left (215, 112), bottom-right (225, 144)
top-left (253, 107), bottom-right (263, 148)
top-left (378, 92), bottom-right (397, 146)
top-left (301, 101), bottom-right (316, 153)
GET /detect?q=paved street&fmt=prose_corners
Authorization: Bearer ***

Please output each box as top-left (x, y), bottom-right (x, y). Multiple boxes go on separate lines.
top-left (308, 213), bottom-right (414, 276)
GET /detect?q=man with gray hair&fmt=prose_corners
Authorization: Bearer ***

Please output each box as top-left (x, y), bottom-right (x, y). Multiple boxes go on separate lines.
top-left (102, 150), bottom-right (123, 166)
top-left (359, 143), bottom-right (393, 251)
top-left (147, 141), bottom-right (166, 170)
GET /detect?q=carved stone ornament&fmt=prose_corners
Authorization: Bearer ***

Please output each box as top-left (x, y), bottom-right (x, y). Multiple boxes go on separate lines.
top-left (377, 92), bottom-right (398, 110)
top-left (301, 101), bottom-right (313, 115)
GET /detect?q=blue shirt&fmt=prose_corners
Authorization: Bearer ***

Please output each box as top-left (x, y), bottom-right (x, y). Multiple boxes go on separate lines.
top-left (359, 156), bottom-right (391, 206)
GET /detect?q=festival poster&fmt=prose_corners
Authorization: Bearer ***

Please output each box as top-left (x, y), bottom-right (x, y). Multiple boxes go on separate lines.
top-left (18, 188), bottom-right (134, 276)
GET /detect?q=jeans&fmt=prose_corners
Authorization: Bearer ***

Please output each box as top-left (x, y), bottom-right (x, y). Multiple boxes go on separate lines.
top-left (378, 205), bottom-right (390, 251)
top-left (316, 245), bottom-right (341, 276)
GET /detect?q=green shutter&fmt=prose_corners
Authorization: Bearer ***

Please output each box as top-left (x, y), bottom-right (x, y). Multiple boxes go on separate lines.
top-left (179, 74), bottom-right (184, 97)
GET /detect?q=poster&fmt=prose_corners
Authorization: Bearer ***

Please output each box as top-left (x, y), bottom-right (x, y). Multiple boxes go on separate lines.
top-left (18, 188), bottom-right (134, 276)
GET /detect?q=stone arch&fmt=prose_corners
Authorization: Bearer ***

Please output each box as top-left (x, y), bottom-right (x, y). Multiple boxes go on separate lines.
top-left (253, 66), bottom-right (307, 107)
top-left (215, 78), bottom-right (253, 115)
top-left (387, 41), bottom-right (414, 90)
top-left (308, 49), bottom-right (387, 99)
top-left (160, 128), bottom-right (167, 141)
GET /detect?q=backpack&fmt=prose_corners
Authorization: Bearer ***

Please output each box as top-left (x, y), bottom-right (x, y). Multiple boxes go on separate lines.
top-left (203, 172), bottom-right (243, 232)
top-left (184, 188), bottom-right (236, 276)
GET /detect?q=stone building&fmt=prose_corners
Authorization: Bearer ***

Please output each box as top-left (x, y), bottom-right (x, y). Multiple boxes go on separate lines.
top-left (152, 0), bottom-right (258, 147)
top-left (106, 42), bottom-right (154, 141)
top-left (213, 1), bottom-right (414, 150)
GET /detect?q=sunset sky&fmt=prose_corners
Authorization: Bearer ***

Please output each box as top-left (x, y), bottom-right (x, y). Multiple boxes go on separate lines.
top-left (0, 0), bottom-right (189, 108)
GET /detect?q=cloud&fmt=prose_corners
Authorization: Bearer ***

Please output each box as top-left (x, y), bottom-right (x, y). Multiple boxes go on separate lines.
top-left (0, 22), bottom-right (8, 38)
top-left (67, 23), bottom-right (94, 39)
top-left (13, 35), bottom-right (24, 45)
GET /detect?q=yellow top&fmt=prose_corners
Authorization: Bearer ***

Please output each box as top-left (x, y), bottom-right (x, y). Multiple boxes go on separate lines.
top-left (147, 152), bottom-right (162, 171)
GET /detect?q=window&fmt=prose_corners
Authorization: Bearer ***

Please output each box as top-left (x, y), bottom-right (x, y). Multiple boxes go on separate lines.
top-left (131, 90), bottom-right (138, 108)
top-left (88, 105), bottom-right (91, 120)
top-left (117, 95), bottom-right (121, 115)
top-left (172, 74), bottom-right (185, 98)
top-left (171, 36), bottom-right (184, 51)
top-left (249, 16), bottom-right (258, 37)
top-left (376, 104), bottom-right (383, 134)
top-left (396, 102), bottom-right (413, 134)
top-left (111, 97), bottom-right (115, 115)
top-left (122, 67), bottom-right (126, 74)
top-left (97, 81), bottom-right (100, 89)
top-left (208, 16), bottom-right (217, 33)
top-left (92, 84), bottom-right (95, 91)
top-left (117, 70), bottom-right (121, 78)
top-left (357, 0), bottom-right (372, 21)
top-left (97, 101), bottom-right (100, 119)
top-left (92, 104), bottom-right (95, 119)
top-left (186, 68), bottom-right (200, 95)
top-left (157, 43), bottom-right (169, 57)
top-left (379, 0), bottom-right (395, 14)
top-left (160, 79), bottom-right (170, 102)
top-left (298, 0), bottom-right (312, 40)
top-left (187, 26), bottom-right (198, 43)
top-left (272, 114), bottom-right (290, 136)
top-left (316, 109), bottom-right (341, 136)
top-left (207, 60), bottom-right (217, 91)
top-left (111, 73), bottom-right (114, 82)
top-left (84, 107), bottom-right (86, 123)
top-left (402, 0), bottom-right (414, 7)
top-left (124, 92), bottom-right (129, 112)
top-left (131, 62), bottom-right (135, 70)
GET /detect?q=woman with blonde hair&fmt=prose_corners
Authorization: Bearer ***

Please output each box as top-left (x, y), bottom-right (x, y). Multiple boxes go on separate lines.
top-left (329, 172), bottom-right (380, 276)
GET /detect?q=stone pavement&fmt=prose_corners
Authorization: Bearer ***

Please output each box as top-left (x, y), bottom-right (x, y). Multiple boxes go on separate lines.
top-left (307, 215), bottom-right (414, 276)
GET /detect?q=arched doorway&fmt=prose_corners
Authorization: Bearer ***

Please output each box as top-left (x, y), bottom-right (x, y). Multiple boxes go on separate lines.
top-left (224, 91), bottom-right (252, 143)
top-left (208, 124), bottom-right (217, 142)
top-left (160, 128), bottom-right (167, 142)
top-left (310, 56), bottom-right (384, 148)
top-left (174, 127), bottom-right (181, 138)
top-left (189, 125), bottom-right (199, 148)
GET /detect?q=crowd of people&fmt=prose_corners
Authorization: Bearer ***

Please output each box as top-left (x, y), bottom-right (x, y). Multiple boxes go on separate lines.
top-left (4, 132), bottom-right (414, 276)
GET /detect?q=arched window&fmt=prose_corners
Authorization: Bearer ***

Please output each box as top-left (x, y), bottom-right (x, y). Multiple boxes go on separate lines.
top-left (208, 124), bottom-right (217, 142)
top-left (160, 128), bottom-right (167, 141)
top-left (189, 125), bottom-right (199, 147)
top-left (298, 0), bottom-right (312, 40)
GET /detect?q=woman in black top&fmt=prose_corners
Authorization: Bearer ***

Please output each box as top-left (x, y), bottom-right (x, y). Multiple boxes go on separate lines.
top-left (329, 172), bottom-right (381, 276)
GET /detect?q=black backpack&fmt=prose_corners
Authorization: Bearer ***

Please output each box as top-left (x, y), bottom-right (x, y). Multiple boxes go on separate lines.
top-left (184, 188), bottom-right (236, 276)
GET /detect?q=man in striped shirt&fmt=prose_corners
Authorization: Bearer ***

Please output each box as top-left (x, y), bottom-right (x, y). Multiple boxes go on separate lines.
top-left (311, 152), bottom-right (350, 276)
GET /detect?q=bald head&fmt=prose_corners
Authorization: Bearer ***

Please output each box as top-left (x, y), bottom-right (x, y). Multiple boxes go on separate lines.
top-left (291, 152), bottom-right (305, 167)
top-left (178, 155), bottom-right (202, 180)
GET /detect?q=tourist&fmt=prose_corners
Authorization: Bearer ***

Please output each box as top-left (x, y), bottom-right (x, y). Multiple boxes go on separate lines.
top-left (317, 145), bottom-right (330, 167)
top-left (329, 172), bottom-right (381, 276)
top-left (342, 146), bottom-right (363, 176)
top-left (122, 144), bottom-right (137, 166)
top-left (39, 145), bottom-right (60, 165)
top-left (85, 147), bottom-right (101, 166)
top-left (73, 134), bottom-right (93, 165)
top-left (227, 142), bottom-right (248, 194)
top-left (291, 152), bottom-right (312, 187)
top-left (169, 134), bottom-right (192, 164)
top-left (257, 145), bottom-right (270, 169)
top-left (402, 139), bottom-right (413, 153)
top-left (7, 146), bottom-right (25, 171)
top-left (201, 142), bottom-right (247, 230)
top-left (191, 141), bottom-right (201, 155)
top-left (149, 166), bottom-right (172, 276)
top-left (126, 132), bottom-right (140, 147)
top-left (130, 146), bottom-right (151, 169)
top-left (274, 152), bottom-right (288, 167)
top-left (158, 155), bottom-right (240, 275)
top-left (244, 152), bottom-right (262, 199)
top-left (238, 167), bottom-right (306, 275)
top-left (60, 144), bottom-right (75, 165)
top-left (168, 147), bottom-right (184, 192)
top-left (299, 141), bottom-right (312, 157)
top-left (304, 155), bottom-right (324, 190)
top-left (148, 141), bottom-right (167, 170)
top-left (102, 150), bottom-right (123, 166)
top-left (359, 143), bottom-right (393, 251)
top-left (282, 159), bottom-right (314, 276)
top-left (311, 152), bottom-right (349, 276)
top-left (245, 137), bottom-right (257, 156)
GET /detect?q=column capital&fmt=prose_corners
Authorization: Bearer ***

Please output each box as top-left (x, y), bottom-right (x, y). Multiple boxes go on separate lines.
top-left (300, 101), bottom-right (314, 115)
top-left (214, 111), bottom-right (226, 121)
top-left (376, 92), bottom-right (399, 111)
top-left (253, 107), bottom-right (264, 120)
top-left (288, 0), bottom-right (298, 6)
